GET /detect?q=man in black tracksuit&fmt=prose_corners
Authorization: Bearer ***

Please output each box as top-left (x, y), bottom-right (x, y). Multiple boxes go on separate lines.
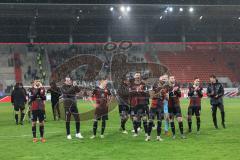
top-left (61, 77), bottom-right (83, 139)
top-left (207, 75), bottom-right (225, 129)
top-left (117, 77), bottom-right (130, 134)
top-left (11, 82), bottom-right (27, 125)
top-left (47, 81), bottom-right (61, 120)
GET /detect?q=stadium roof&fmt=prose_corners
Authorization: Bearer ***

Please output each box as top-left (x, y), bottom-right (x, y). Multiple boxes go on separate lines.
top-left (0, 3), bottom-right (240, 42)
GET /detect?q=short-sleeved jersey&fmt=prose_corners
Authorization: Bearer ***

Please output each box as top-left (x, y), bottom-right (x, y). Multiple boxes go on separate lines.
top-left (29, 87), bottom-right (46, 111)
top-left (188, 85), bottom-right (203, 107)
top-left (168, 83), bottom-right (181, 108)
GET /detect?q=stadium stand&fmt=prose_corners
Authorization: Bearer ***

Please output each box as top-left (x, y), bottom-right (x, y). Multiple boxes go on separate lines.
top-left (158, 48), bottom-right (238, 84)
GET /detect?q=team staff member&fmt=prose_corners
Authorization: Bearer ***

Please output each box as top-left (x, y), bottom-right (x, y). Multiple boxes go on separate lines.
top-left (207, 75), bottom-right (225, 129)
top-left (11, 82), bottom-right (27, 125)
top-left (47, 81), bottom-right (61, 120)
top-left (61, 77), bottom-right (83, 140)
top-left (29, 80), bottom-right (46, 143)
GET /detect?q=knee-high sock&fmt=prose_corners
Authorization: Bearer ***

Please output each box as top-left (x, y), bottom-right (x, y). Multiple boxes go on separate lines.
top-left (170, 121), bottom-right (175, 135)
top-left (93, 121), bottom-right (98, 136)
top-left (40, 125), bottom-right (44, 138)
top-left (143, 120), bottom-right (148, 134)
top-left (76, 121), bottom-right (80, 134)
top-left (148, 121), bottom-right (153, 136)
top-left (15, 114), bottom-right (18, 123)
top-left (164, 120), bottom-right (169, 132)
top-left (157, 121), bottom-right (162, 136)
top-left (212, 111), bottom-right (217, 126)
top-left (188, 118), bottom-right (192, 131)
top-left (32, 126), bottom-right (36, 138)
top-left (66, 121), bottom-right (70, 135)
top-left (20, 112), bottom-right (25, 122)
top-left (133, 120), bottom-right (138, 134)
top-left (101, 120), bottom-right (106, 135)
top-left (179, 121), bottom-right (183, 135)
top-left (196, 117), bottom-right (200, 131)
top-left (121, 119), bottom-right (126, 131)
top-left (221, 112), bottom-right (225, 123)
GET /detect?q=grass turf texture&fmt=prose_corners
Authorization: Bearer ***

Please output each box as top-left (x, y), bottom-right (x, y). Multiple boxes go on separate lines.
top-left (0, 98), bottom-right (239, 160)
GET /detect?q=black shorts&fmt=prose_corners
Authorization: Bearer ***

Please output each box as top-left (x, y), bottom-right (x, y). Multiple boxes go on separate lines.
top-left (149, 107), bottom-right (164, 120)
top-left (31, 110), bottom-right (45, 122)
top-left (95, 114), bottom-right (108, 121)
top-left (131, 105), bottom-right (149, 117)
top-left (169, 106), bottom-right (182, 118)
top-left (14, 104), bottom-right (25, 111)
top-left (118, 105), bottom-right (130, 114)
top-left (188, 106), bottom-right (201, 116)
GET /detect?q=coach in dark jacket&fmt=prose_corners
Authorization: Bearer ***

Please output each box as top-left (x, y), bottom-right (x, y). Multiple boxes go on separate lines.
top-left (11, 82), bottom-right (27, 125)
top-left (61, 77), bottom-right (83, 139)
top-left (207, 75), bottom-right (225, 129)
top-left (47, 81), bottom-right (61, 120)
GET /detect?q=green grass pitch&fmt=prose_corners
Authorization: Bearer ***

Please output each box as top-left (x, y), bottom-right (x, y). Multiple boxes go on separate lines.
top-left (0, 98), bottom-right (240, 160)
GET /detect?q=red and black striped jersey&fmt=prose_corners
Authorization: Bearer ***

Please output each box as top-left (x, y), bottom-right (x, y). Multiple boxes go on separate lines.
top-left (188, 85), bottom-right (203, 107)
top-left (168, 83), bottom-right (181, 108)
top-left (29, 87), bottom-right (46, 111)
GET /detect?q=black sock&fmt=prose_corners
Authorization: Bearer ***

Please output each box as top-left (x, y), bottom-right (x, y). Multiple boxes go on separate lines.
top-left (93, 121), bottom-right (98, 136)
top-left (143, 120), bottom-right (148, 134)
top-left (188, 118), bottom-right (192, 131)
top-left (221, 112), bottom-right (225, 124)
top-left (196, 117), bottom-right (200, 131)
top-left (15, 114), bottom-right (18, 124)
top-left (179, 121), bottom-right (183, 135)
top-left (32, 126), bottom-right (36, 138)
top-left (101, 120), bottom-right (106, 135)
top-left (212, 112), bottom-right (217, 127)
top-left (40, 126), bottom-right (44, 138)
top-left (121, 119), bottom-right (126, 131)
top-left (76, 121), bottom-right (80, 134)
top-left (66, 121), bottom-right (70, 135)
top-left (148, 121), bottom-right (153, 136)
top-left (20, 113), bottom-right (25, 122)
top-left (157, 121), bottom-right (162, 136)
top-left (170, 122), bottom-right (175, 135)
top-left (133, 120), bottom-right (138, 134)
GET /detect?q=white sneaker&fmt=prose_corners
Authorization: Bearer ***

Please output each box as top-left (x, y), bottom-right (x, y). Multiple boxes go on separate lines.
top-left (75, 133), bottom-right (84, 139)
top-left (145, 136), bottom-right (150, 141)
top-left (67, 135), bottom-right (72, 140)
top-left (156, 136), bottom-right (163, 141)
top-left (137, 127), bottom-right (141, 132)
top-left (90, 135), bottom-right (96, 139)
top-left (100, 135), bottom-right (104, 138)
top-left (131, 129), bottom-right (135, 133)
top-left (122, 130), bottom-right (128, 134)
top-left (133, 133), bottom-right (138, 137)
